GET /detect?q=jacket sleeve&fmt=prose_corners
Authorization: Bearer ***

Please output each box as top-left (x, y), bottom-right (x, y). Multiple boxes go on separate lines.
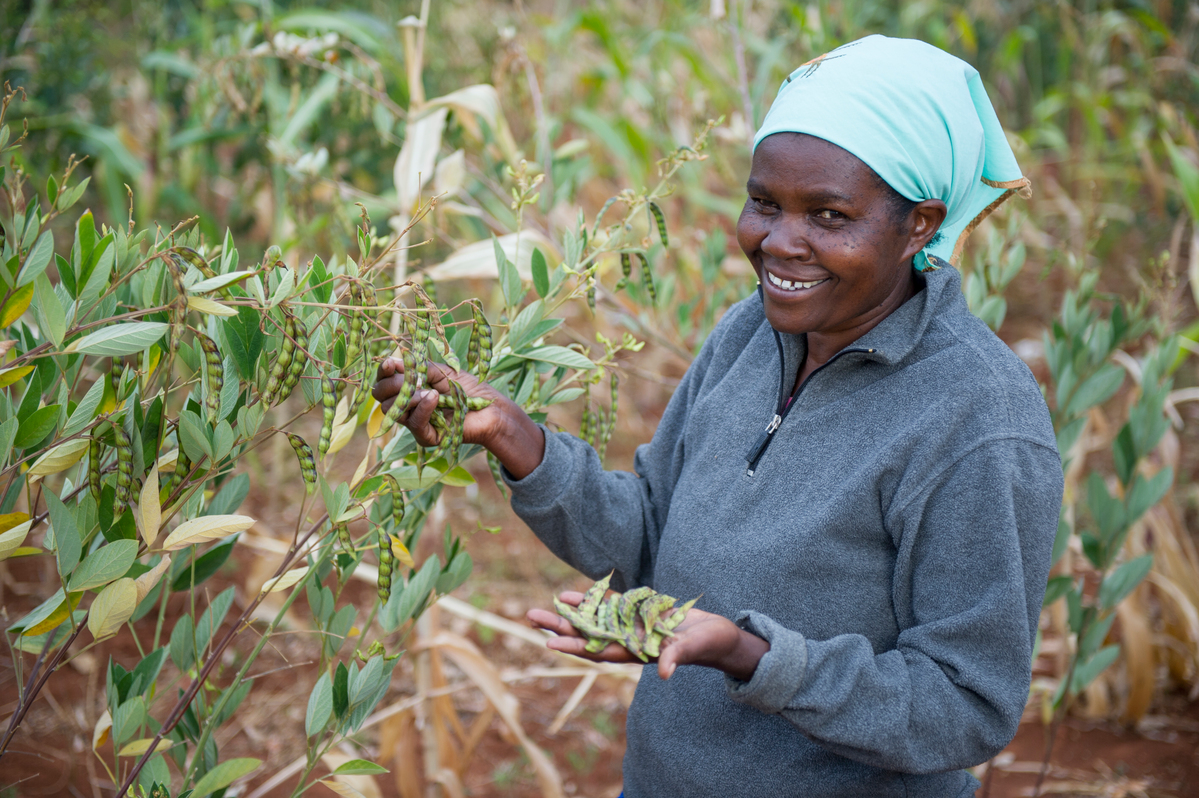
top-left (503, 305), bottom-right (739, 592)
top-left (725, 436), bottom-right (1062, 773)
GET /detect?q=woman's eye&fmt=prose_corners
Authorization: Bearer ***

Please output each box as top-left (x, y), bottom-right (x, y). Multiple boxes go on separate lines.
top-left (815, 209), bottom-right (844, 221)
top-left (749, 196), bottom-right (777, 210)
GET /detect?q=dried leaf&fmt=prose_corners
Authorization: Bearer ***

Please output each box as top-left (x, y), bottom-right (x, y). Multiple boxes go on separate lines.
top-left (320, 781), bottom-right (366, 798)
top-left (0, 519), bottom-right (33, 562)
top-left (187, 296), bottom-right (238, 317)
top-left (87, 578), bottom-right (138, 640)
top-left (261, 566), bottom-right (310, 595)
top-left (27, 439), bottom-right (90, 477)
top-left (160, 514), bottom-right (254, 551)
top-left (138, 464), bottom-right (161, 546)
top-left (93, 709), bottom-right (112, 751)
top-left (118, 737), bottom-right (174, 756)
top-left (135, 555), bottom-right (171, 604)
top-left (327, 395), bottom-right (357, 456)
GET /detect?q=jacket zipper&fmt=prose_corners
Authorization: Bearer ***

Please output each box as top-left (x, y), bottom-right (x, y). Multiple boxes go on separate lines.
top-left (744, 345), bottom-right (872, 477)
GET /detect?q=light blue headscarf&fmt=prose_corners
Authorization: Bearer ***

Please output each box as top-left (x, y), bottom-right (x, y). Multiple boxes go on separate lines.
top-left (754, 35), bottom-right (1029, 271)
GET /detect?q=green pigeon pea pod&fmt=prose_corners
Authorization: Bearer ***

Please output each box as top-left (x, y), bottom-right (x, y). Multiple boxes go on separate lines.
top-left (648, 202), bottom-right (668, 248)
top-left (616, 252), bottom-right (632, 291)
top-left (166, 255), bottom-right (189, 348)
top-left (658, 597), bottom-right (699, 635)
top-left (591, 196), bottom-right (619, 237)
top-left (379, 474), bottom-right (404, 533)
top-left (264, 245), bottom-right (283, 265)
top-left (277, 316), bottom-right (310, 403)
top-left (345, 283), bottom-right (365, 368)
top-left (640, 594), bottom-right (678, 658)
top-left (579, 572), bottom-right (612, 618)
top-left (427, 411), bottom-right (453, 465)
top-left (466, 301), bottom-right (493, 382)
top-left (421, 273), bottom-right (437, 307)
top-left (442, 380), bottom-right (468, 469)
top-left (379, 347), bottom-right (415, 436)
top-left (580, 404), bottom-right (596, 447)
top-left (436, 394), bottom-right (493, 411)
top-left (285, 433), bottom-right (317, 495)
top-left (637, 253), bottom-right (657, 306)
top-left (113, 423), bottom-right (133, 510)
top-left (262, 314), bottom-right (296, 406)
top-left (88, 435), bottom-right (102, 503)
top-left (197, 332), bottom-right (224, 426)
top-left (170, 446), bottom-right (192, 497)
top-left (377, 525), bottom-right (392, 603)
top-left (334, 522), bottom-right (352, 552)
top-left (487, 451), bottom-right (507, 501)
top-left (318, 375), bottom-right (336, 457)
top-left (109, 360), bottom-right (122, 401)
top-left (174, 246), bottom-right (218, 280)
top-left (587, 281), bottom-right (597, 314)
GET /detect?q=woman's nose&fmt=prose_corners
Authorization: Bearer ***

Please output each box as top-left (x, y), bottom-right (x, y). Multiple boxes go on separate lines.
top-left (760, 218), bottom-right (813, 262)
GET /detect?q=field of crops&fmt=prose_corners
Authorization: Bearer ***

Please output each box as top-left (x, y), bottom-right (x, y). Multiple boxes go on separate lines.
top-left (2, 0), bottom-right (1199, 796)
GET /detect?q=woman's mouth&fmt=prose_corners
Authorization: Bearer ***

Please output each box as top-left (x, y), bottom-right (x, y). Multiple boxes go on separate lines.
top-left (765, 270), bottom-right (827, 292)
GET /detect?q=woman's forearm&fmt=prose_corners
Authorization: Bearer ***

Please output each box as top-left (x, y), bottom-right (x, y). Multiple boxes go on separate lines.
top-left (483, 397), bottom-right (546, 480)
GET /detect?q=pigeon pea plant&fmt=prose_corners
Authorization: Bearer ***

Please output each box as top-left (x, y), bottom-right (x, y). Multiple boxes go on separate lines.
top-left (0, 80), bottom-right (714, 797)
top-left (1031, 271), bottom-right (1176, 795)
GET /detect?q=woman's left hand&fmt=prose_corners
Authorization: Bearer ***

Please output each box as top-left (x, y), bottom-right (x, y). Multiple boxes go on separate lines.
top-left (526, 592), bottom-right (770, 681)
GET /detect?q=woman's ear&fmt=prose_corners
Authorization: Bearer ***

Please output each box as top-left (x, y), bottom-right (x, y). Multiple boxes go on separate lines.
top-left (902, 199), bottom-right (948, 261)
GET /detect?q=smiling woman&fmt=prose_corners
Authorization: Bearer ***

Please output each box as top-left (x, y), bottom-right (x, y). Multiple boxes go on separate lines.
top-left (374, 33), bottom-right (1063, 798)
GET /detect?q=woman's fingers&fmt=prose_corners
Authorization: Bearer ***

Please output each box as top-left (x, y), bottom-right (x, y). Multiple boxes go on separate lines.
top-left (527, 592), bottom-right (640, 664)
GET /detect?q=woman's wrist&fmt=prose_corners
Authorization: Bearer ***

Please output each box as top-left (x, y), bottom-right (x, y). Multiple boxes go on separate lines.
top-left (721, 627), bottom-right (770, 682)
top-left (481, 397), bottom-right (546, 480)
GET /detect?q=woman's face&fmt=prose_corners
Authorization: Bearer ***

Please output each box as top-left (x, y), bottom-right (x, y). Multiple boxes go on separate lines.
top-left (736, 133), bottom-right (943, 343)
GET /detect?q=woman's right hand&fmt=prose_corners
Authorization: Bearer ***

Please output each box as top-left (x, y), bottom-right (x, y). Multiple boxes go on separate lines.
top-left (371, 357), bottom-right (546, 479)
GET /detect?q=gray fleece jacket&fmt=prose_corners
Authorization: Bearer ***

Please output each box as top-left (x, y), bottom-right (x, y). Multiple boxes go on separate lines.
top-left (506, 265), bottom-right (1062, 797)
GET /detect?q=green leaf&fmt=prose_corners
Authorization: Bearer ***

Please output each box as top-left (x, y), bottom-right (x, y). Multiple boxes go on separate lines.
top-left (531, 247), bottom-right (550, 298)
top-left (1125, 468), bottom-right (1172, 524)
top-left (221, 307), bottom-right (264, 380)
top-left (68, 322), bottom-right (169, 357)
top-left (1064, 364), bottom-right (1124, 418)
top-left (436, 550), bottom-right (472, 594)
top-left (112, 696), bottom-right (146, 746)
top-left (206, 474), bottom-right (250, 517)
top-left (169, 615), bottom-right (195, 671)
top-left (324, 604), bottom-right (356, 658)
top-left (191, 270), bottom-right (253, 294)
top-left (64, 377), bottom-right (106, 437)
top-left (495, 236), bottom-right (522, 307)
top-left (15, 404), bottom-right (61, 448)
top-left (1042, 574), bottom-right (1072, 607)
top-left (194, 586), bottom-right (236, 658)
top-left (1086, 472), bottom-right (1126, 546)
top-left (170, 536), bottom-right (237, 592)
top-left (305, 672), bottom-right (333, 737)
top-left (190, 757), bottom-right (262, 798)
top-left (47, 491), bottom-right (82, 576)
top-left (379, 555), bottom-right (440, 632)
top-left (331, 759), bottom-right (389, 776)
top-left (1079, 612), bottom-right (1117, 659)
top-left (518, 345), bottom-right (595, 371)
top-left (68, 539), bottom-right (138, 592)
top-left (1071, 644), bottom-right (1120, 694)
top-left (332, 661), bottom-right (349, 719)
top-left (1099, 553), bottom-right (1154, 612)
top-left (178, 409), bottom-right (212, 462)
top-left (33, 274), bottom-right (66, 347)
top-left (18, 231), bottom-right (54, 288)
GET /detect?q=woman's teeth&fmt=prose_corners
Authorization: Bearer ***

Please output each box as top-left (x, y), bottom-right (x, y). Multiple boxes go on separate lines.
top-left (767, 272), bottom-right (825, 291)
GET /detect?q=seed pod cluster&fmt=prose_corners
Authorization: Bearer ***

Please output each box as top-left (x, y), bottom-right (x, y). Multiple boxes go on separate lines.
top-left (113, 423), bottom-right (133, 510)
top-left (276, 315), bottom-right (309, 404)
top-left (262, 314), bottom-right (296, 406)
top-left (286, 433), bottom-right (317, 495)
top-left (466, 302), bottom-right (492, 383)
top-left (553, 573), bottom-right (698, 662)
top-left (318, 375), bottom-right (336, 457)
top-left (197, 333), bottom-right (224, 425)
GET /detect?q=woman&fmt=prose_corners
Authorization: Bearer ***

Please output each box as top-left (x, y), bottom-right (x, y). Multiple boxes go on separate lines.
top-left (374, 35), bottom-right (1062, 798)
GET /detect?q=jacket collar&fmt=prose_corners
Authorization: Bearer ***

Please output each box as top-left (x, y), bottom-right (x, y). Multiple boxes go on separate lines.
top-left (770, 264), bottom-right (963, 370)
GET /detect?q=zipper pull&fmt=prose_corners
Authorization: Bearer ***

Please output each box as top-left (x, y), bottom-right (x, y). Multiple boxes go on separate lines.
top-left (744, 414), bottom-right (782, 476)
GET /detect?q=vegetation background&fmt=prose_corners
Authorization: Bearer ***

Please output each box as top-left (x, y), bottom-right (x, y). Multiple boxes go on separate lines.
top-left (2, 0), bottom-right (1199, 796)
